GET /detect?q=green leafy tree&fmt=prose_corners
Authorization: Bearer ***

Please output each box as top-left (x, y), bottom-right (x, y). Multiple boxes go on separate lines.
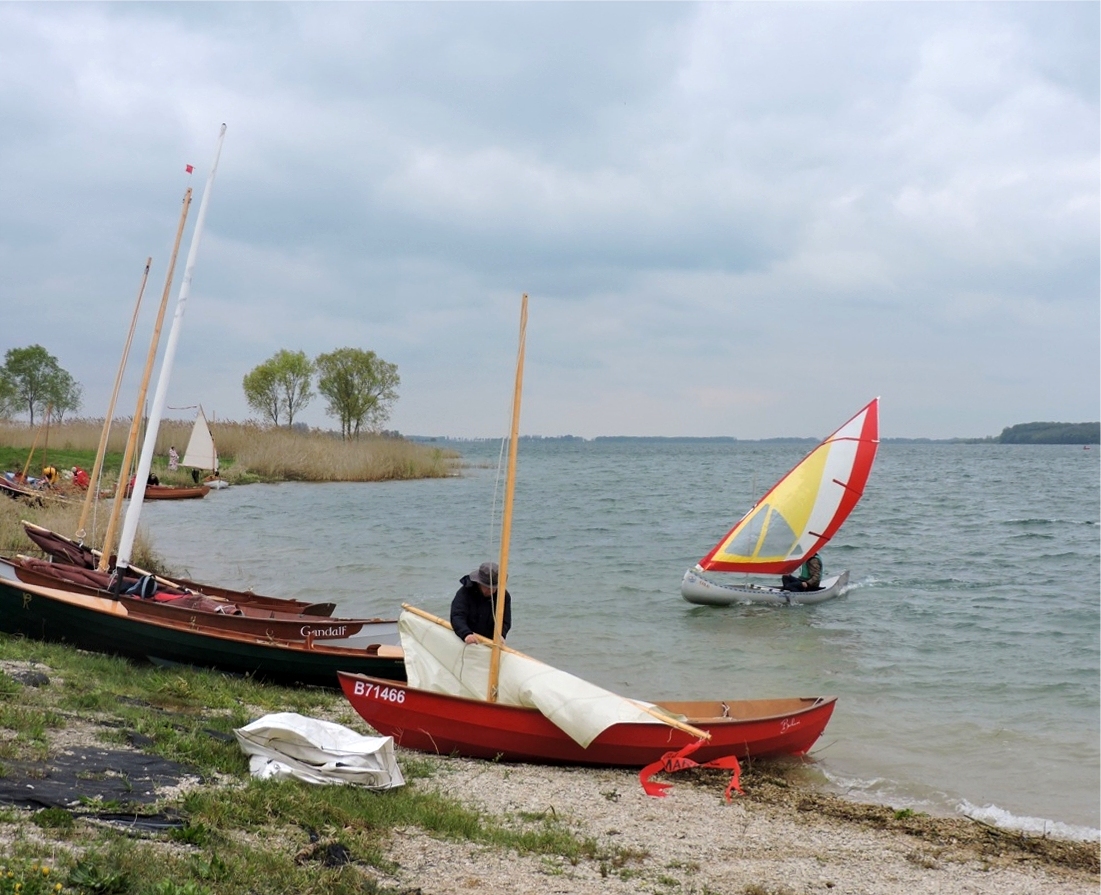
top-left (1, 345), bottom-right (81, 425)
top-left (47, 369), bottom-right (83, 423)
top-left (315, 347), bottom-right (400, 440)
top-left (0, 370), bottom-right (17, 420)
top-left (243, 350), bottom-right (316, 427)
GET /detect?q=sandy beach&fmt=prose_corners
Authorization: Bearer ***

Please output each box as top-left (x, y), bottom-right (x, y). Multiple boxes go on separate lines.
top-left (371, 752), bottom-right (1099, 895)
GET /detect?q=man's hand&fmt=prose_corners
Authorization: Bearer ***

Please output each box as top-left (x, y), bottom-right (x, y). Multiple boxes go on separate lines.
top-left (464, 634), bottom-right (478, 644)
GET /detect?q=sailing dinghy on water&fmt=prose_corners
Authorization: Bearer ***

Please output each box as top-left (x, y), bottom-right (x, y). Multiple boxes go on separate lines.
top-left (340, 296), bottom-right (838, 798)
top-left (182, 406), bottom-right (228, 488)
top-left (681, 398), bottom-right (880, 606)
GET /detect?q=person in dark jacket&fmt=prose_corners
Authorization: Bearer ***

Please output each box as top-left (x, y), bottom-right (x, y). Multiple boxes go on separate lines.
top-left (450, 561), bottom-right (511, 644)
top-left (781, 553), bottom-right (823, 592)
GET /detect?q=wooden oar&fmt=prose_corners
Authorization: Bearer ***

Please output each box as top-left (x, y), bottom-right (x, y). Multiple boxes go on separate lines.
top-left (401, 603), bottom-right (710, 740)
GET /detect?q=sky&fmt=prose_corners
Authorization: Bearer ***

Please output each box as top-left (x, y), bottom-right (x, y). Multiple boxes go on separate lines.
top-left (0, 2), bottom-right (1097, 440)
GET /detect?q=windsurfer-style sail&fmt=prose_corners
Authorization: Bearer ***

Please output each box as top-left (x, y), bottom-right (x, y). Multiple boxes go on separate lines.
top-left (682, 397), bottom-right (880, 606)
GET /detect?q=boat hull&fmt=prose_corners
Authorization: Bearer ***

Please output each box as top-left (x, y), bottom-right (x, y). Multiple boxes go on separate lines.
top-left (339, 672), bottom-right (835, 766)
top-left (681, 570), bottom-right (850, 606)
top-left (124, 484), bottom-right (210, 500)
top-left (0, 578), bottom-right (405, 688)
top-left (0, 557), bottom-right (398, 644)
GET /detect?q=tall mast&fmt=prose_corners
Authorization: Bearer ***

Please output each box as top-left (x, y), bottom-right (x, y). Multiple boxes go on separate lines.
top-left (76, 257), bottom-right (152, 541)
top-left (116, 123), bottom-right (227, 571)
top-left (97, 192), bottom-right (192, 571)
top-left (487, 293), bottom-right (527, 703)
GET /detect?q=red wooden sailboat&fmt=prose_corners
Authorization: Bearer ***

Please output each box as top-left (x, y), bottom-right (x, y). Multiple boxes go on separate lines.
top-left (339, 670), bottom-right (836, 767)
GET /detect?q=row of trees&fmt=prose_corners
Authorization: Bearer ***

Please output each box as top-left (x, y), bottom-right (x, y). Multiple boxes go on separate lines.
top-left (0, 345), bottom-right (83, 425)
top-left (243, 348), bottom-right (400, 439)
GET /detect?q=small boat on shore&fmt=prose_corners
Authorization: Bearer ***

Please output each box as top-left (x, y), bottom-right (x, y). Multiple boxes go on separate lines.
top-left (0, 574), bottom-right (405, 688)
top-left (0, 555), bottom-right (398, 645)
top-left (341, 670), bottom-right (835, 766)
top-left (124, 482), bottom-right (210, 500)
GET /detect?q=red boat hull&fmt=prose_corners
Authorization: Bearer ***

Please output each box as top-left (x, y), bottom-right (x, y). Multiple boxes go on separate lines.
top-left (339, 672), bottom-right (836, 767)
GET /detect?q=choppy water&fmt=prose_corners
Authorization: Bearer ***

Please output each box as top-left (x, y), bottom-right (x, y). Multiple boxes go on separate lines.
top-left (134, 441), bottom-right (1100, 839)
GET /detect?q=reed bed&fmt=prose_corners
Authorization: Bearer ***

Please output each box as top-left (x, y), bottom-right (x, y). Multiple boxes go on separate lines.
top-left (0, 418), bottom-right (461, 483)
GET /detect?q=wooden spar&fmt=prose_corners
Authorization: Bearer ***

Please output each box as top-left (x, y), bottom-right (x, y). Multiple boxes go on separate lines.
top-left (401, 603), bottom-right (711, 740)
top-left (488, 293), bottom-right (527, 703)
top-left (117, 123), bottom-right (227, 569)
top-left (76, 257), bottom-right (152, 540)
top-left (97, 190), bottom-right (193, 572)
top-left (19, 406), bottom-right (52, 481)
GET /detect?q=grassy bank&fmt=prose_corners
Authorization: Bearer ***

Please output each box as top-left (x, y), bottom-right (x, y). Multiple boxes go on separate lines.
top-left (0, 419), bottom-right (461, 487)
top-left (0, 638), bottom-right (608, 895)
top-left (0, 636), bottom-right (1095, 895)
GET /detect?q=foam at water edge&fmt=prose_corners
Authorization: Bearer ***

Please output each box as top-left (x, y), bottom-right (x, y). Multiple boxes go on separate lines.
top-left (959, 800), bottom-right (1101, 843)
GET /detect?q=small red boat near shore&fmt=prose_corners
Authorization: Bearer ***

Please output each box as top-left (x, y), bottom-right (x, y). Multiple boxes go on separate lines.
top-left (339, 671), bottom-right (836, 767)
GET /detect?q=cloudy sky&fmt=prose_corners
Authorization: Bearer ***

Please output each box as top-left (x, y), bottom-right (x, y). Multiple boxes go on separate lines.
top-left (1, 2), bottom-right (1096, 439)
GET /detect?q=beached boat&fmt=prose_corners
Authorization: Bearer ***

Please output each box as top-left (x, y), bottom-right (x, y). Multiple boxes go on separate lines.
top-left (124, 482), bottom-right (210, 500)
top-left (0, 574), bottom-right (405, 688)
top-left (0, 555), bottom-right (398, 645)
top-left (681, 398), bottom-right (879, 607)
top-left (22, 522), bottom-right (337, 616)
top-left (340, 668), bottom-right (835, 766)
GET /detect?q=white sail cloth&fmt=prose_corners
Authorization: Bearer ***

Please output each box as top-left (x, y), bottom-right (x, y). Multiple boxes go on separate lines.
top-left (400, 610), bottom-right (682, 748)
top-left (182, 408), bottom-right (217, 470)
top-left (234, 712), bottom-right (404, 789)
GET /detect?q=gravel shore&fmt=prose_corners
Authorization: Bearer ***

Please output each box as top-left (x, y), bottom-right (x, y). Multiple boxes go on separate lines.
top-left (373, 752), bottom-right (1099, 895)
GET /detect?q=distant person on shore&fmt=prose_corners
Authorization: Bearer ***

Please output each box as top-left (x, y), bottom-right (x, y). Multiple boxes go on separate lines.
top-left (781, 553), bottom-right (822, 592)
top-left (450, 561), bottom-right (511, 645)
top-left (71, 466), bottom-right (90, 489)
top-left (168, 446), bottom-right (179, 472)
top-left (41, 466), bottom-right (59, 487)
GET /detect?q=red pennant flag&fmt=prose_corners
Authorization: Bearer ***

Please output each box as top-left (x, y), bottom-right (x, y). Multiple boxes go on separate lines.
top-left (185, 164), bottom-right (194, 174)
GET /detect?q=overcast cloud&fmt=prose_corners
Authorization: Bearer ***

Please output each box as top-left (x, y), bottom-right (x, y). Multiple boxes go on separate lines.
top-left (0, 2), bottom-right (1096, 439)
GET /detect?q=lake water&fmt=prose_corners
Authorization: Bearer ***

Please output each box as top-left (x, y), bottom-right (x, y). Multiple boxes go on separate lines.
top-left (134, 440), bottom-right (1100, 840)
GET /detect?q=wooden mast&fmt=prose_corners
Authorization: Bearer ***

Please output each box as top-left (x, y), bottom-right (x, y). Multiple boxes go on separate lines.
top-left (76, 257), bottom-right (152, 540)
top-left (97, 190), bottom-right (192, 572)
top-left (487, 293), bottom-right (527, 703)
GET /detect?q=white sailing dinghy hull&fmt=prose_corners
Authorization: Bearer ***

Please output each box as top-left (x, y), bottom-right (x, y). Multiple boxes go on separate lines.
top-left (681, 569), bottom-right (850, 607)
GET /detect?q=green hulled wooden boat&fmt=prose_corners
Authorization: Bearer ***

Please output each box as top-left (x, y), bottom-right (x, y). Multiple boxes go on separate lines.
top-left (0, 576), bottom-right (405, 689)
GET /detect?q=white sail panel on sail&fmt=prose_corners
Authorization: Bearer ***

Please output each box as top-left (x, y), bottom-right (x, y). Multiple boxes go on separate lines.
top-left (182, 408), bottom-right (217, 471)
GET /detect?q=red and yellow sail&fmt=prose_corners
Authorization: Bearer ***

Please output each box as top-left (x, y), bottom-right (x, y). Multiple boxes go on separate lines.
top-left (698, 398), bottom-right (880, 575)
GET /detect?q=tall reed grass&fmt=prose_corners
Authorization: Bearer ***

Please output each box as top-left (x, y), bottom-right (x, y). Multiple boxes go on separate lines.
top-left (0, 418), bottom-right (461, 483)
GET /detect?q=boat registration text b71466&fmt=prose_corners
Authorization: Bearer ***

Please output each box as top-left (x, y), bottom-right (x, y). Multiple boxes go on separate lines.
top-left (354, 680), bottom-right (406, 703)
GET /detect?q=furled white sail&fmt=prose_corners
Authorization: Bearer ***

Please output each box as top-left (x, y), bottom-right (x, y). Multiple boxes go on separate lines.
top-left (182, 407), bottom-right (217, 471)
top-left (399, 610), bottom-right (685, 748)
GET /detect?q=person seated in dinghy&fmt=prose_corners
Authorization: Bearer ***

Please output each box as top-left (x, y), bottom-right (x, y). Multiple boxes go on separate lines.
top-left (781, 553), bottom-right (823, 592)
top-left (450, 561), bottom-right (512, 645)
